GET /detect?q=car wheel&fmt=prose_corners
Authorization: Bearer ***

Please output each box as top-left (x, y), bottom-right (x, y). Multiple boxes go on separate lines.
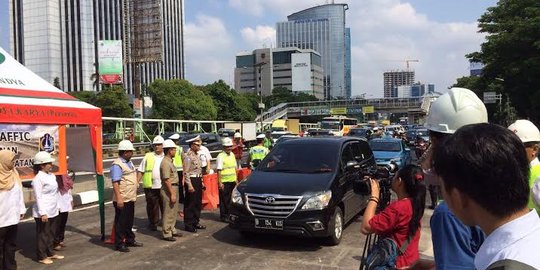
top-left (325, 207), bottom-right (343, 246)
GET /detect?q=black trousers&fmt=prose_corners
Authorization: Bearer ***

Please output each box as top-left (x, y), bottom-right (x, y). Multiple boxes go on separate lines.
top-left (113, 201), bottom-right (135, 247)
top-left (144, 188), bottom-right (163, 227)
top-left (0, 224), bottom-right (18, 270)
top-left (184, 177), bottom-right (203, 229)
top-left (428, 184), bottom-right (440, 208)
top-left (219, 182), bottom-right (236, 220)
top-left (54, 212), bottom-right (69, 245)
top-left (176, 171), bottom-right (185, 204)
top-left (35, 216), bottom-right (57, 260)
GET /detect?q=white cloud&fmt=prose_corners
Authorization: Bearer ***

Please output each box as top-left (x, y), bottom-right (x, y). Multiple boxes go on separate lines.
top-left (347, 0), bottom-right (484, 97)
top-left (188, 1), bottom-right (486, 98)
top-left (184, 15), bottom-right (236, 85)
top-left (240, 25), bottom-right (276, 50)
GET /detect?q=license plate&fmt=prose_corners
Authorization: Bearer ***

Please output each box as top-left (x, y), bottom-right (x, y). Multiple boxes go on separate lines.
top-left (254, 218), bottom-right (284, 230)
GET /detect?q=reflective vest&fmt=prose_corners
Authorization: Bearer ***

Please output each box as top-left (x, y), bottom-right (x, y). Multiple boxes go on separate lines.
top-left (142, 152), bottom-right (155, 188)
top-left (173, 146), bottom-right (183, 171)
top-left (112, 158), bottom-right (138, 202)
top-left (250, 145), bottom-right (269, 162)
top-left (529, 164), bottom-right (540, 211)
top-left (218, 151), bottom-right (237, 183)
top-left (263, 138), bottom-right (273, 149)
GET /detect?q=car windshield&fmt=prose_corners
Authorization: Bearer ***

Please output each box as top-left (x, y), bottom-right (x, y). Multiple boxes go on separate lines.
top-left (320, 121), bottom-right (340, 130)
top-left (369, 141), bottom-right (402, 152)
top-left (415, 129), bottom-right (428, 136)
top-left (258, 143), bottom-right (338, 173)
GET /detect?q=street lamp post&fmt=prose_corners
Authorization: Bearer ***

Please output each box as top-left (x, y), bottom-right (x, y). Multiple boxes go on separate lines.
top-left (253, 62), bottom-right (267, 131)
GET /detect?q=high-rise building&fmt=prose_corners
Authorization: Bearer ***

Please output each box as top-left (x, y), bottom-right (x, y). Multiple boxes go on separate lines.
top-left (234, 47), bottom-right (324, 99)
top-left (394, 82), bottom-right (435, 98)
top-left (276, 3), bottom-right (350, 99)
top-left (383, 71), bottom-right (415, 98)
top-left (9, 0), bottom-right (185, 94)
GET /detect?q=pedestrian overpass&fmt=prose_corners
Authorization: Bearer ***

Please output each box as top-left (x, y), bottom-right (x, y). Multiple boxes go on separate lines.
top-left (255, 95), bottom-right (439, 124)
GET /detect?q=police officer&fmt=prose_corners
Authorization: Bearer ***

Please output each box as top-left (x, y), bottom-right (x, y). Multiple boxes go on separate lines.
top-left (110, 140), bottom-right (143, 252)
top-left (196, 136), bottom-right (212, 175)
top-left (183, 137), bottom-right (206, 232)
top-left (137, 135), bottom-right (165, 231)
top-left (248, 134), bottom-right (270, 169)
top-left (217, 138), bottom-right (238, 222)
top-left (160, 139), bottom-right (182, 241)
top-left (168, 134), bottom-right (185, 208)
top-left (263, 131), bottom-right (273, 149)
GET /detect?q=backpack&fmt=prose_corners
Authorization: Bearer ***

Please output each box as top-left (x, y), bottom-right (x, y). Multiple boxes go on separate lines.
top-left (486, 259), bottom-right (536, 270)
top-left (363, 236), bottom-right (411, 270)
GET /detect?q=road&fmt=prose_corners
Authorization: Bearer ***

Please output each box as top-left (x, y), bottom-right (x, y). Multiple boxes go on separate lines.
top-left (14, 197), bottom-right (434, 270)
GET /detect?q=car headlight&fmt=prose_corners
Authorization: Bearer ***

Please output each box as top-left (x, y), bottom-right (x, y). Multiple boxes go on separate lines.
top-left (231, 186), bottom-right (243, 205)
top-left (301, 191), bottom-right (332, 210)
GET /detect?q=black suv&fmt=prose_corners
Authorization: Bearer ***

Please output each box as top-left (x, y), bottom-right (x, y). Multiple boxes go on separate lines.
top-left (228, 137), bottom-right (376, 245)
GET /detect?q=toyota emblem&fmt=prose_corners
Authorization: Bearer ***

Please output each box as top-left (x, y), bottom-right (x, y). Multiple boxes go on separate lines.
top-left (265, 196), bottom-right (275, 203)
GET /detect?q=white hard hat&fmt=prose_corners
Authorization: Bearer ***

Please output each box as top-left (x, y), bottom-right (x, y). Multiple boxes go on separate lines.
top-left (162, 139), bottom-right (176, 148)
top-left (118, 140), bottom-right (135, 151)
top-left (169, 133), bottom-right (180, 140)
top-left (424, 87), bottom-right (488, 134)
top-left (33, 151), bottom-right (55, 165)
top-left (256, 134), bottom-right (266, 139)
top-left (222, 137), bottom-right (233, 147)
top-left (152, 135), bottom-right (164, 145)
top-left (508, 120), bottom-right (540, 143)
top-left (373, 127), bottom-right (379, 131)
top-left (234, 132), bottom-right (242, 138)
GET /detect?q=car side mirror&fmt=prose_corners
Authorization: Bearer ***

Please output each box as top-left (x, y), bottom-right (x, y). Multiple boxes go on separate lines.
top-left (345, 160), bottom-right (360, 172)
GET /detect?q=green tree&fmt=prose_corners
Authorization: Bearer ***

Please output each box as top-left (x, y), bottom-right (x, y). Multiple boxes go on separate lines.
top-left (203, 80), bottom-right (257, 121)
top-left (53, 77), bottom-right (61, 89)
top-left (93, 86), bottom-right (134, 118)
top-left (148, 79), bottom-right (217, 120)
top-left (467, 0), bottom-right (540, 123)
top-left (69, 91), bottom-right (96, 104)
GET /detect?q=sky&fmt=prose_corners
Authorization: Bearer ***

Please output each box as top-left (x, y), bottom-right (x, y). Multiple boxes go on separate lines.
top-left (0, 0), bottom-right (498, 98)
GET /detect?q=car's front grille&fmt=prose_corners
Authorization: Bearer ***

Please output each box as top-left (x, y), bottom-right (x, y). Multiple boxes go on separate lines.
top-left (245, 193), bottom-right (303, 218)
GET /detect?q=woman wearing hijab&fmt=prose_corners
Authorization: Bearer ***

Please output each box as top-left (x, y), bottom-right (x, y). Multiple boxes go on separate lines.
top-left (0, 150), bottom-right (27, 270)
top-left (32, 151), bottom-right (64, 265)
top-left (54, 164), bottom-right (73, 251)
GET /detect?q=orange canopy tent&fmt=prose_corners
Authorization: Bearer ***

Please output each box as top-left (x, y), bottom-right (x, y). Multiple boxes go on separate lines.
top-left (0, 47), bottom-right (108, 239)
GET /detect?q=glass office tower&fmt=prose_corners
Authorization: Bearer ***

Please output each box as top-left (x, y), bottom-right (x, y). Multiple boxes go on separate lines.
top-left (276, 4), bottom-right (350, 99)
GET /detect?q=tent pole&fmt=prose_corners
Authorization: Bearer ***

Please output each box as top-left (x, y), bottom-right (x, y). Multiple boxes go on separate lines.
top-left (96, 174), bottom-right (105, 240)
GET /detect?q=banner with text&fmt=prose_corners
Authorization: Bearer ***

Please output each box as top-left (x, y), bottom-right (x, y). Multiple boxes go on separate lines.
top-left (98, 40), bottom-right (123, 84)
top-left (0, 124), bottom-right (66, 179)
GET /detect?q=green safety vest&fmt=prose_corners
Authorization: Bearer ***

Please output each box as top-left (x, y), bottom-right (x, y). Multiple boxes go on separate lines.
top-left (142, 152), bottom-right (155, 188)
top-left (218, 152), bottom-right (237, 183)
top-left (263, 138), bottom-right (273, 149)
top-left (528, 164), bottom-right (540, 212)
top-left (173, 145), bottom-right (183, 171)
top-left (250, 145), bottom-right (269, 162)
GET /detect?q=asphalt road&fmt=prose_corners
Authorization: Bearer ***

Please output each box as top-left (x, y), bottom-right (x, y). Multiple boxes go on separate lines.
top-left (14, 193), bottom-right (434, 270)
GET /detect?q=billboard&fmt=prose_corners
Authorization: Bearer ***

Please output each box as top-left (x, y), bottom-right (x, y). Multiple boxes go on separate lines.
top-left (292, 53), bottom-right (312, 92)
top-left (362, 106), bottom-right (375, 114)
top-left (0, 124), bottom-right (66, 179)
top-left (98, 40), bottom-right (123, 84)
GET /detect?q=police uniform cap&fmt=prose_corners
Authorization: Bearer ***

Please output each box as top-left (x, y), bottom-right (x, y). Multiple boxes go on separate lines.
top-left (256, 134), bottom-right (266, 139)
top-left (186, 135), bottom-right (202, 145)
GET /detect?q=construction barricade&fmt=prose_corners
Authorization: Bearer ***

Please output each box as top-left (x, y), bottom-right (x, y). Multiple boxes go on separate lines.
top-left (202, 173), bottom-right (219, 210)
top-left (236, 168), bottom-right (252, 182)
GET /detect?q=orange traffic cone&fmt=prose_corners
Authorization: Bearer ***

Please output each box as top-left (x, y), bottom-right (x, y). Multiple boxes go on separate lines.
top-left (104, 224), bottom-right (116, 244)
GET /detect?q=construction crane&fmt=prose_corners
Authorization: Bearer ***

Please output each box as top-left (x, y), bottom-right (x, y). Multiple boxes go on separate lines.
top-left (386, 59), bottom-right (420, 70)
top-left (404, 59), bottom-right (419, 70)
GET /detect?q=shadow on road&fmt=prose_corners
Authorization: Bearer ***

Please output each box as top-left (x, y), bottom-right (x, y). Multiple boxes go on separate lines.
top-left (210, 224), bottom-right (323, 252)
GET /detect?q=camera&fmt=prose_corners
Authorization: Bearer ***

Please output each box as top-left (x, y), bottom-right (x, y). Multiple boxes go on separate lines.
top-left (353, 162), bottom-right (398, 196)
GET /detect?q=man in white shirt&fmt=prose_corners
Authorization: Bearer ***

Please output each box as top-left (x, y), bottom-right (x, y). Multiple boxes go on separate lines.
top-left (433, 123), bottom-right (540, 270)
top-left (137, 135), bottom-right (165, 231)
